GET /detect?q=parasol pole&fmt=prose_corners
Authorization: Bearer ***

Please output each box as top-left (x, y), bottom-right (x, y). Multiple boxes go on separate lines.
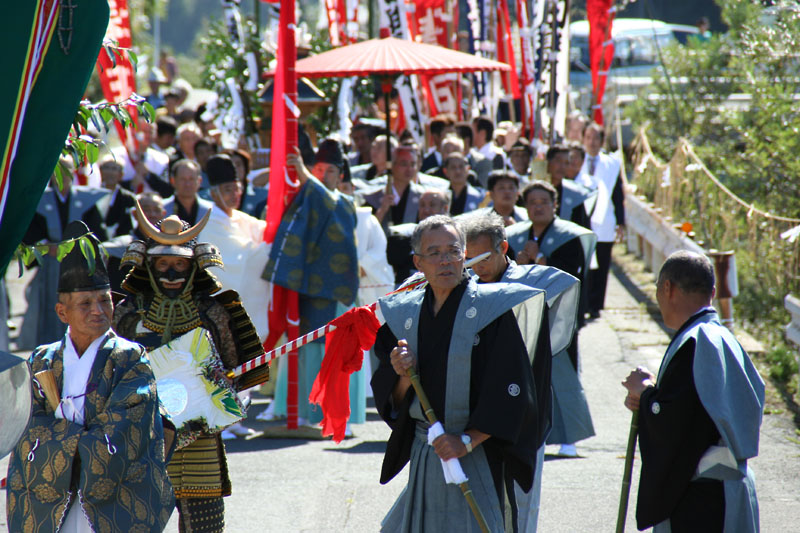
top-left (615, 411), bottom-right (639, 533)
top-left (406, 367), bottom-right (490, 533)
top-left (381, 75), bottom-right (394, 194)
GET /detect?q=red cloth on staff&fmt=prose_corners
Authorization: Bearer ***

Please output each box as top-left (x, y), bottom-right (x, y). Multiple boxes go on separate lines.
top-left (309, 306), bottom-right (381, 443)
top-left (587, 0), bottom-right (615, 124)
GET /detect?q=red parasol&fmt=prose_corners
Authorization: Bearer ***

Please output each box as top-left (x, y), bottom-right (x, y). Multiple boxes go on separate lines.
top-left (293, 36), bottom-right (510, 79)
top-left (288, 35), bottom-right (511, 174)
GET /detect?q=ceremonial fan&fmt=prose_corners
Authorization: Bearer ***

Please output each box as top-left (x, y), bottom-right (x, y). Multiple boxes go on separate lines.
top-left (148, 328), bottom-right (245, 449)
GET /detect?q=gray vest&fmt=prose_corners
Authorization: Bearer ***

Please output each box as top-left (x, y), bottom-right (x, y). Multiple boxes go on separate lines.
top-left (654, 310), bottom-right (765, 533)
top-left (37, 186), bottom-right (109, 241)
top-left (379, 278), bottom-right (544, 433)
top-left (500, 261), bottom-right (579, 356)
top-left (559, 179), bottom-right (597, 220)
top-left (506, 218), bottom-right (597, 279)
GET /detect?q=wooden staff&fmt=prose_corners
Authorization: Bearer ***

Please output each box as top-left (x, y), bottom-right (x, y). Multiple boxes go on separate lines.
top-left (406, 366), bottom-right (490, 533)
top-left (615, 411), bottom-right (639, 533)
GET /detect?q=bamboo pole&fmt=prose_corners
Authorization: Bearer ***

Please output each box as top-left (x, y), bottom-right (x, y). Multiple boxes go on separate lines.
top-left (615, 411), bottom-right (639, 533)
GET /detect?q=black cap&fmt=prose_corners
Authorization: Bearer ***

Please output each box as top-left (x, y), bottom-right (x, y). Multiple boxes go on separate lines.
top-left (57, 221), bottom-right (110, 293)
top-left (206, 154), bottom-right (237, 186)
top-left (314, 139), bottom-right (345, 170)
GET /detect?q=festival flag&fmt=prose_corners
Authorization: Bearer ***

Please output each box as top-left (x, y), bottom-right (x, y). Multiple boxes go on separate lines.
top-left (496, 0), bottom-right (520, 100)
top-left (587, 0), bottom-right (616, 124)
top-left (0, 0), bottom-right (109, 273)
top-left (263, 0), bottom-right (301, 429)
top-left (96, 0), bottom-right (140, 162)
top-left (409, 0), bottom-right (459, 117)
top-left (531, 0), bottom-right (569, 142)
top-left (378, 0), bottom-right (427, 144)
top-left (517, 0), bottom-right (537, 137)
top-left (465, 0), bottom-right (489, 115)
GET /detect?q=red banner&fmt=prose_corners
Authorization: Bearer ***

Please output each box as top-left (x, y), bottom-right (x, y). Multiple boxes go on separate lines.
top-left (517, 0), bottom-right (536, 137)
top-left (587, 0), bottom-right (615, 124)
top-left (497, 0), bottom-right (520, 99)
top-left (264, 0), bottom-right (301, 429)
top-left (409, 0), bottom-right (459, 116)
top-left (96, 0), bottom-right (139, 158)
top-left (325, 0), bottom-right (358, 46)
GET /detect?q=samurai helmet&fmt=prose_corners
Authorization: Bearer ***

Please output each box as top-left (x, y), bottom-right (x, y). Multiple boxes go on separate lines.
top-left (121, 199), bottom-right (223, 271)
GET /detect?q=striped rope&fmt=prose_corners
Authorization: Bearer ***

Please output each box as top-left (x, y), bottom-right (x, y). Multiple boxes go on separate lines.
top-left (230, 251), bottom-right (491, 377)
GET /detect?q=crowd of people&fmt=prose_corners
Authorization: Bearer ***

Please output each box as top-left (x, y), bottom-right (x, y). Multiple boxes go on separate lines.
top-left (4, 75), bottom-right (766, 533)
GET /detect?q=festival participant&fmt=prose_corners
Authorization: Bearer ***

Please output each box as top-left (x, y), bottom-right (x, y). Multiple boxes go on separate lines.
top-left (113, 207), bottom-right (268, 533)
top-left (97, 155), bottom-right (137, 238)
top-left (421, 115), bottom-right (456, 174)
top-left (474, 170), bottom-right (527, 226)
top-left (362, 145), bottom-right (430, 232)
top-left (162, 159), bottom-right (213, 225)
top-left (463, 212), bottom-right (581, 533)
top-left (372, 215), bottom-right (546, 532)
top-left (259, 141), bottom-right (361, 430)
top-left (114, 121), bottom-right (173, 198)
top-left (472, 116), bottom-right (506, 170)
top-left (622, 251), bottom-right (765, 532)
top-left (6, 221), bottom-right (174, 531)
top-left (351, 134), bottom-right (397, 183)
top-left (225, 148), bottom-right (268, 219)
top-left (455, 122), bottom-right (492, 188)
top-left (565, 111), bottom-right (589, 143)
top-left (545, 144), bottom-right (595, 229)
top-left (565, 141), bottom-right (586, 181)
top-left (349, 122), bottom-right (377, 167)
top-left (19, 161), bottom-right (109, 349)
top-left (508, 138), bottom-right (534, 182)
top-left (442, 152), bottom-right (483, 216)
top-left (506, 181), bottom-right (597, 457)
top-left (386, 190), bottom-right (451, 286)
top-left (578, 122), bottom-right (625, 319)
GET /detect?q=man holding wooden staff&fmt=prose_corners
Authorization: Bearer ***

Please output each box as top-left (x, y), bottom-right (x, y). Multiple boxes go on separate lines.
top-left (6, 221), bottom-right (174, 532)
top-left (371, 215), bottom-right (546, 532)
top-left (622, 251), bottom-right (765, 532)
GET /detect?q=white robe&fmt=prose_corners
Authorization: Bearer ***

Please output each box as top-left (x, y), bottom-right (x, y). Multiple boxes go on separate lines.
top-left (56, 329), bottom-right (109, 533)
top-left (198, 205), bottom-right (272, 341)
top-left (355, 207), bottom-right (394, 305)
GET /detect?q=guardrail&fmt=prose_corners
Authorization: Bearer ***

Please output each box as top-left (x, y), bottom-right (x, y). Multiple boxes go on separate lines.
top-left (624, 192), bottom-right (739, 328)
top-left (785, 295), bottom-right (800, 352)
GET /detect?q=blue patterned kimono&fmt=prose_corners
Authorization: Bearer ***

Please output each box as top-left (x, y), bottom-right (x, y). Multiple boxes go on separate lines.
top-left (6, 332), bottom-right (174, 532)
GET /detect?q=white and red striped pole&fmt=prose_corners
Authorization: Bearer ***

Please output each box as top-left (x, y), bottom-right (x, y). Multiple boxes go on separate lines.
top-left (230, 252), bottom-right (490, 379)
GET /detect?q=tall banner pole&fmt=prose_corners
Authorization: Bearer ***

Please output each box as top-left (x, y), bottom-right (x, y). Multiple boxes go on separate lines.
top-left (264, 0), bottom-right (300, 429)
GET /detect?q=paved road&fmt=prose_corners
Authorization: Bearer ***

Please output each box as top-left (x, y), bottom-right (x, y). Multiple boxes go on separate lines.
top-left (2, 252), bottom-right (799, 531)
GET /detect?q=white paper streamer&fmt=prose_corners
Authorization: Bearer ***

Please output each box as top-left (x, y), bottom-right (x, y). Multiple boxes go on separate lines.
top-left (427, 421), bottom-right (469, 485)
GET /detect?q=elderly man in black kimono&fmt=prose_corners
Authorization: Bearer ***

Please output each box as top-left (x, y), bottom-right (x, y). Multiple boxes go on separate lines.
top-left (371, 215), bottom-right (547, 532)
top-left (622, 251), bottom-right (764, 532)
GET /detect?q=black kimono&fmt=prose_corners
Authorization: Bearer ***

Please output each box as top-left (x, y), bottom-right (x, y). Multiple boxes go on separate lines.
top-left (372, 278), bottom-right (546, 530)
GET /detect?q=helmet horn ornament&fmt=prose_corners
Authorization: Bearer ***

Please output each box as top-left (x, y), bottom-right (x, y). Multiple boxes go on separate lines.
top-left (134, 198), bottom-right (211, 245)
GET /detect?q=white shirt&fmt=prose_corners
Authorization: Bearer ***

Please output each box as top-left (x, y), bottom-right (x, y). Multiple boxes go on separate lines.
top-left (56, 328), bottom-right (109, 426)
top-left (477, 141), bottom-right (507, 168)
top-left (199, 205), bottom-right (272, 340)
top-left (578, 151), bottom-right (622, 242)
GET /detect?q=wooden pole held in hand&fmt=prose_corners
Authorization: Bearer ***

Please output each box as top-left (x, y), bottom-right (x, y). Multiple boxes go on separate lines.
top-left (616, 411), bottom-right (639, 533)
top-left (407, 367), bottom-right (490, 533)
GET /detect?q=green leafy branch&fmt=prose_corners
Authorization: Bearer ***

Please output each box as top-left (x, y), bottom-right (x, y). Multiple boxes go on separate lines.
top-left (56, 38), bottom-right (156, 189)
top-left (12, 234), bottom-right (109, 277)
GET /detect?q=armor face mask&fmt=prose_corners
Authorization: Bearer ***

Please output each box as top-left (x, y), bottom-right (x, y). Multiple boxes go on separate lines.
top-left (152, 262), bottom-right (192, 299)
